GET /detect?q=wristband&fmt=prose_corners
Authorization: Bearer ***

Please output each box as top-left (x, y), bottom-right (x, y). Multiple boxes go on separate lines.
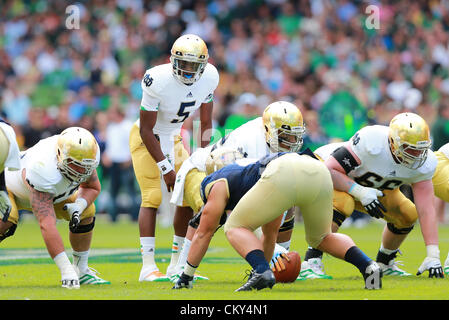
top-left (157, 158), bottom-right (173, 175)
top-left (75, 198), bottom-right (88, 212)
top-left (426, 244), bottom-right (440, 259)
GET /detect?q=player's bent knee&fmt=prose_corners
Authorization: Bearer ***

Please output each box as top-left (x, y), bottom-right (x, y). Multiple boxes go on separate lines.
top-left (70, 217), bottom-right (96, 233)
top-left (387, 222), bottom-right (414, 235)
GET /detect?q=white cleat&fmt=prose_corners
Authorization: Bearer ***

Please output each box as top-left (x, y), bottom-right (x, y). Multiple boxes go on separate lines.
top-left (139, 268), bottom-right (170, 282)
top-left (297, 258), bottom-right (333, 280)
top-left (377, 260), bottom-right (411, 276)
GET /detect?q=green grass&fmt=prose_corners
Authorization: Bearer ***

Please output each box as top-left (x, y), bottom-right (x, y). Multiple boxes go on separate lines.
top-left (1, 214), bottom-right (449, 301)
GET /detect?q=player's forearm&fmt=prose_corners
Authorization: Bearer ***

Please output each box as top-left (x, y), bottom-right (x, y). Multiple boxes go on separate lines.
top-left (31, 191), bottom-right (65, 258)
top-left (140, 126), bottom-right (165, 163)
top-left (328, 168), bottom-right (356, 192)
top-left (417, 205), bottom-right (439, 246)
top-left (77, 172), bottom-right (100, 206)
top-left (200, 121), bottom-right (212, 147)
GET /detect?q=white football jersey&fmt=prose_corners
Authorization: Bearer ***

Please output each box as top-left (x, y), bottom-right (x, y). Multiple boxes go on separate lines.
top-left (137, 63), bottom-right (219, 137)
top-left (0, 121), bottom-right (21, 171)
top-left (171, 117), bottom-right (271, 206)
top-left (438, 143), bottom-right (449, 159)
top-left (5, 135), bottom-right (100, 208)
top-left (317, 125), bottom-right (437, 189)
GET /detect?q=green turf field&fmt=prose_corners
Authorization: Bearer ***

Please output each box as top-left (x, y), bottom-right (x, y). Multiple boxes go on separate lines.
top-left (1, 214), bottom-right (449, 301)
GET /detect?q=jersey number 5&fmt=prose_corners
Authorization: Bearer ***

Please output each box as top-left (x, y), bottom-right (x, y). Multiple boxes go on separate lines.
top-left (171, 101), bottom-right (196, 123)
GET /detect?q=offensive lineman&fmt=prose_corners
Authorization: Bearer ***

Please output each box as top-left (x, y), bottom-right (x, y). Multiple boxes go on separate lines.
top-left (0, 127), bottom-right (110, 288)
top-left (174, 151), bottom-right (382, 291)
top-left (0, 119), bottom-right (21, 241)
top-left (307, 112), bottom-right (444, 278)
top-left (131, 34), bottom-right (219, 282)
top-left (166, 101), bottom-right (305, 278)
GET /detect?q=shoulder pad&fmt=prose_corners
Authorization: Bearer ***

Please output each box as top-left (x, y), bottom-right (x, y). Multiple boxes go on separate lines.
top-left (351, 125), bottom-right (387, 156)
top-left (201, 63), bottom-right (219, 89)
top-left (26, 160), bottom-right (61, 194)
top-left (141, 64), bottom-right (172, 96)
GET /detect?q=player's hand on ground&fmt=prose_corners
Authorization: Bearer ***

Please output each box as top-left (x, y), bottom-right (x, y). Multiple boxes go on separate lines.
top-left (0, 190), bottom-right (12, 221)
top-left (417, 257), bottom-right (444, 278)
top-left (163, 170), bottom-right (177, 192)
top-left (172, 273), bottom-right (193, 289)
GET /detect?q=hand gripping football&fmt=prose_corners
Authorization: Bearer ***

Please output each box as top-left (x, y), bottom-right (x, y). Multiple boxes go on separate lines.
top-left (272, 251), bottom-right (301, 283)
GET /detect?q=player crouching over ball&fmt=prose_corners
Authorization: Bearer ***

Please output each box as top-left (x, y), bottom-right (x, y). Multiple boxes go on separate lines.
top-left (174, 149), bottom-right (382, 291)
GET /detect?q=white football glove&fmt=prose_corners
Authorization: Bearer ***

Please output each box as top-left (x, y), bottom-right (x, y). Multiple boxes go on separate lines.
top-left (0, 190), bottom-right (12, 221)
top-left (417, 257), bottom-right (444, 278)
top-left (63, 198), bottom-right (88, 231)
top-left (348, 183), bottom-right (386, 219)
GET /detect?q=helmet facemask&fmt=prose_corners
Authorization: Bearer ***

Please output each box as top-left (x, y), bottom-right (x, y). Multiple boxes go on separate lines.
top-left (266, 122), bottom-right (306, 153)
top-left (57, 151), bottom-right (98, 183)
top-left (170, 56), bottom-right (206, 85)
top-left (390, 137), bottom-right (430, 170)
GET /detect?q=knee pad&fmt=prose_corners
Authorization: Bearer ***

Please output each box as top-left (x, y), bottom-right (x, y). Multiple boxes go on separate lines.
top-left (387, 222), bottom-right (414, 235)
top-left (278, 215), bottom-right (295, 233)
top-left (70, 217), bottom-right (95, 233)
top-left (0, 223), bottom-right (17, 242)
top-left (332, 209), bottom-right (347, 227)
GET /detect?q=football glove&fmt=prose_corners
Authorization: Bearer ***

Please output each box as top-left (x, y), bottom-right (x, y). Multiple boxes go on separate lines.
top-left (63, 198), bottom-right (87, 231)
top-left (417, 257), bottom-right (444, 278)
top-left (348, 183), bottom-right (386, 219)
top-left (271, 253), bottom-right (290, 272)
top-left (172, 273), bottom-right (193, 289)
top-left (0, 190), bottom-right (12, 222)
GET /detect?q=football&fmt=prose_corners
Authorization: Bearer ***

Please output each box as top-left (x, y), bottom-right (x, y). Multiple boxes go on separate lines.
top-left (272, 251), bottom-right (301, 283)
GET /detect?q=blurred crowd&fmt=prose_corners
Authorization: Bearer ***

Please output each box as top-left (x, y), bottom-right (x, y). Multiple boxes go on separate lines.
top-left (1, 0), bottom-right (449, 219)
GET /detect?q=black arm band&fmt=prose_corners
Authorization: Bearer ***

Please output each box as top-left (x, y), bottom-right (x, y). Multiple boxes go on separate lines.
top-left (0, 171), bottom-right (6, 191)
top-left (331, 146), bottom-right (359, 174)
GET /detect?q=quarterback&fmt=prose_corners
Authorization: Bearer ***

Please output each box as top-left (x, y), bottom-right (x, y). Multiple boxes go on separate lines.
top-left (130, 34), bottom-right (219, 282)
top-left (167, 101), bottom-right (305, 278)
top-left (173, 151), bottom-right (382, 291)
top-left (308, 112), bottom-right (443, 279)
top-left (0, 127), bottom-right (109, 288)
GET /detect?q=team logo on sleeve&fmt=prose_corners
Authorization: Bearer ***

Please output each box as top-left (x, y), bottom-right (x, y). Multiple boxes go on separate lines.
top-left (143, 74), bottom-right (153, 87)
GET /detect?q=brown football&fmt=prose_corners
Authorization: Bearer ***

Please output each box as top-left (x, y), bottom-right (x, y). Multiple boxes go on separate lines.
top-left (272, 251), bottom-right (301, 283)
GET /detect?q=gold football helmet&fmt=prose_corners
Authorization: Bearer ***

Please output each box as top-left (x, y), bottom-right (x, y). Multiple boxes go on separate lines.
top-left (56, 127), bottom-right (100, 183)
top-left (170, 34), bottom-right (209, 85)
top-left (205, 147), bottom-right (245, 175)
top-left (389, 112), bottom-right (431, 169)
top-left (262, 101), bottom-right (306, 152)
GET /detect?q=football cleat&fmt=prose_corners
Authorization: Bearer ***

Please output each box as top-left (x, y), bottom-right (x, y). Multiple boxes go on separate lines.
top-left (363, 261), bottom-right (382, 290)
top-left (78, 267), bottom-right (111, 285)
top-left (61, 278), bottom-right (80, 289)
top-left (169, 266), bottom-right (209, 282)
top-left (139, 269), bottom-right (170, 282)
top-left (376, 250), bottom-right (411, 276)
top-left (297, 258), bottom-right (333, 280)
top-left (235, 269), bottom-right (276, 292)
top-left (444, 259), bottom-right (449, 276)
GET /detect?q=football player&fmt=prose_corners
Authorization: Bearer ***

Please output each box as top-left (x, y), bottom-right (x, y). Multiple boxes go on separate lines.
top-left (431, 142), bottom-right (449, 275)
top-left (131, 34), bottom-right (219, 282)
top-left (306, 112), bottom-right (443, 279)
top-left (173, 150), bottom-right (382, 291)
top-left (167, 101), bottom-right (305, 278)
top-left (0, 127), bottom-right (110, 288)
top-left (0, 119), bottom-right (21, 241)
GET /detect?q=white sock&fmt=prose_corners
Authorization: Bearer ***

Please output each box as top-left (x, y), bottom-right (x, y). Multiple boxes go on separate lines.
top-left (169, 235), bottom-right (185, 267)
top-left (54, 252), bottom-right (77, 279)
top-left (140, 237), bottom-right (157, 270)
top-left (72, 250), bottom-right (89, 274)
top-left (176, 238), bottom-right (191, 270)
top-left (379, 244), bottom-right (398, 255)
top-left (277, 241), bottom-right (291, 251)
